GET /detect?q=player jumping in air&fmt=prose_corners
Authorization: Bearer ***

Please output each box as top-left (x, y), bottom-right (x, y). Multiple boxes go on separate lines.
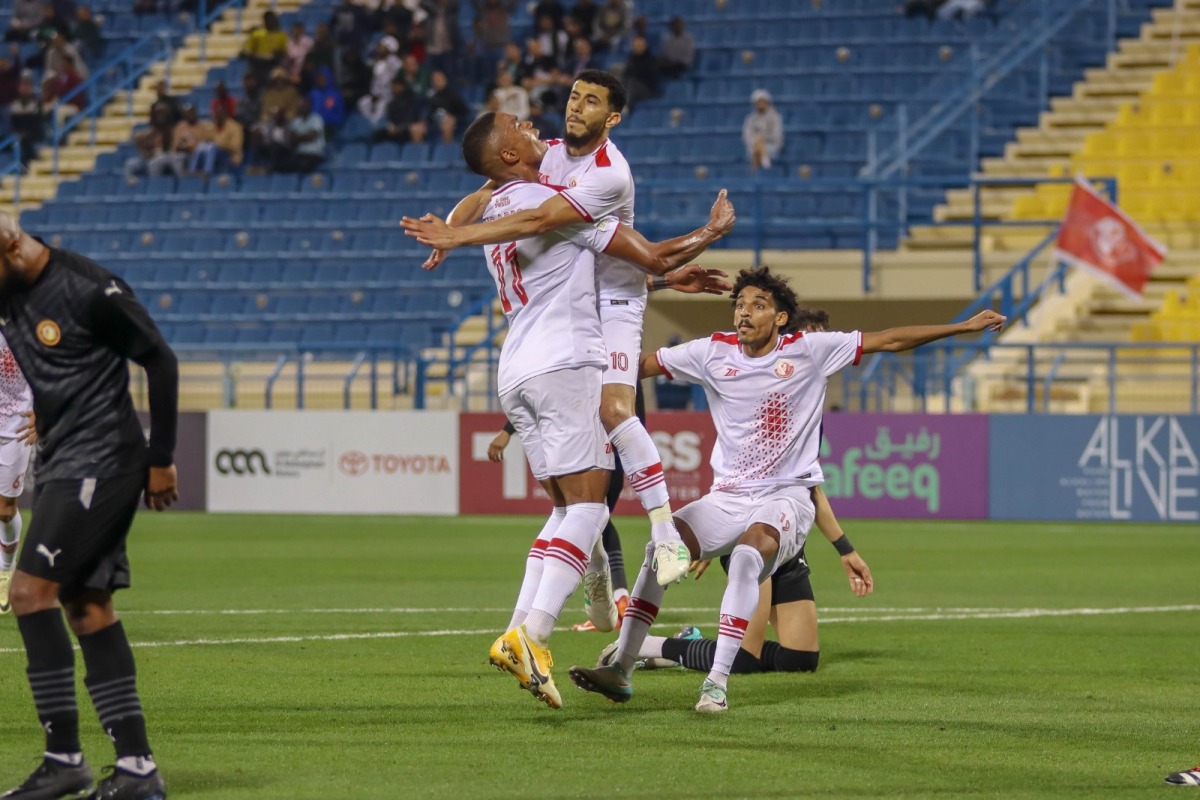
top-left (569, 267), bottom-right (1004, 712)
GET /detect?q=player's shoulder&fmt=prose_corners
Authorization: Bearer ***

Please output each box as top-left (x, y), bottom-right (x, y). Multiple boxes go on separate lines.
top-left (709, 331), bottom-right (741, 347)
top-left (594, 140), bottom-right (631, 174)
top-left (489, 179), bottom-right (556, 211)
top-left (51, 246), bottom-right (121, 290)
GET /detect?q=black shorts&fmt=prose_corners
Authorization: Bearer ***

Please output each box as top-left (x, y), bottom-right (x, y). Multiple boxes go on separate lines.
top-left (17, 471), bottom-right (145, 601)
top-left (720, 546), bottom-right (815, 606)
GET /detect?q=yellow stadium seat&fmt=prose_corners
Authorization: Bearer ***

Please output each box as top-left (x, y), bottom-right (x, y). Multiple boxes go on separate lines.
top-left (1115, 103), bottom-right (1140, 128)
top-left (1012, 194), bottom-right (1044, 219)
top-left (1152, 71), bottom-right (1188, 96)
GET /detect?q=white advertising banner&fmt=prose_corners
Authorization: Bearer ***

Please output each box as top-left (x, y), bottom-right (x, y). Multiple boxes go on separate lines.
top-left (207, 411), bottom-right (459, 514)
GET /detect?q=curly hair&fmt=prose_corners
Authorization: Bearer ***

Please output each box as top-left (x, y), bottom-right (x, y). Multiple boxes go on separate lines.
top-left (730, 266), bottom-right (801, 333)
top-left (792, 307), bottom-right (830, 332)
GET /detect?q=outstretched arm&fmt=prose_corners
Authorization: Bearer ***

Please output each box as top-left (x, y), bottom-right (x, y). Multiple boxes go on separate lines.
top-left (861, 310), bottom-right (1006, 354)
top-left (421, 181), bottom-right (496, 270)
top-left (639, 351), bottom-right (665, 380)
top-left (603, 192), bottom-right (734, 276)
top-left (405, 193), bottom-right (584, 250)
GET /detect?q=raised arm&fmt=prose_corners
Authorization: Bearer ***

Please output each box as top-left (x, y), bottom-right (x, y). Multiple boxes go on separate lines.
top-left (404, 193), bottom-right (584, 251)
top-left (861, 310), bottom-right (1006, 354)
top-left (600, 189), bottom-right (735, 276)
top-left (420, 181), bottom-right (496, 271)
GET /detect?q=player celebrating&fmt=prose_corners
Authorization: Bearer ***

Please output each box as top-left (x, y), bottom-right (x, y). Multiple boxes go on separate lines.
top-left (403, 70), bottom-right (696, 589)
top-left (0, 212), bottom-right (178, 799)
top-left (0, 330), bottom-right (34, 616)
top-left (457, 111), bottom-right (734, 706)
top-left (569, 267), bottom-right (1005, 712)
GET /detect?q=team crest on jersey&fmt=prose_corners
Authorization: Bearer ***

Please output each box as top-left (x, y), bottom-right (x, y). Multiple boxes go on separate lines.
top-left (567, 176), bottom-right (578, 188)
top-left (774, 359), bottom-right (794, 378)
top-left (36, 320), bottom-right (61, 347)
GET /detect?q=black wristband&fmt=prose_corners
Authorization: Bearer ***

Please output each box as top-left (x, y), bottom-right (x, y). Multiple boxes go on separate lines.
top-left (650, 275), bottom-right (670, 291)
top-left (502, 420), bottom-right (516, 435)
top-left (832, 535), bottom-right (855, 556)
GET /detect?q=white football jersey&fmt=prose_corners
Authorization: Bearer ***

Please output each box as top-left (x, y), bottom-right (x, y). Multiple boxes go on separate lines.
top-left (656, 330), bottom-right (863, 493)
top-left (481, 180), bottom-right (619, 395)
top-left (0, 330), bottom-right (32, 439)
top-left (538, 139), bottom-right (644, 301)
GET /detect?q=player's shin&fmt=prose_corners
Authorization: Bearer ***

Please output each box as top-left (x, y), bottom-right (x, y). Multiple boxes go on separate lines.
top-left (507, 508), bottom-right (566, 631)
top-left (608, 418), bottom-right (679, 544)
top-left (18, 609), bottom-right (83, 759)
top-left (524, 503), bottom-right (608, 644)
top-left (614, 543), bottom-right (667, 675)
top-left (0, 510), bottom-right (20, 570)
top-left (708, 545), bottom-right (764, 689)
top-left (78, 621), bottom-right (154, 766)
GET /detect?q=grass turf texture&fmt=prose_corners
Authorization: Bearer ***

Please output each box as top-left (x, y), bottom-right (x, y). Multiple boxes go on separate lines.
top-left (0, 514), bottom-right (1197, 799)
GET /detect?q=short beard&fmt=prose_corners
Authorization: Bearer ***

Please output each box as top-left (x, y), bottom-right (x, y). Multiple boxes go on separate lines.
top-left (564, 123), bottom-right (603, 150)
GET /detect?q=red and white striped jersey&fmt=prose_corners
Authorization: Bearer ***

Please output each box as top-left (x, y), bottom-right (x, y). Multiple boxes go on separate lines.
top-left (481, 180), bottom-right (619, 395)
top-left (656, 331), bottom-right (863, 492)
top-left (538, 138), bottom-right (643, 301)
top-left (0, 330), bottom-right (32, 439)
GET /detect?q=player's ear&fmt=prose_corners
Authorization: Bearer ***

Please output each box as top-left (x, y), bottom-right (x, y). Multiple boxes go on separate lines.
top-left (498, 144), bottom-right (519, 166)
top-left (605, 111), bottom-right (622, 130)
top-left (776, 310), bottom-right (789, 330)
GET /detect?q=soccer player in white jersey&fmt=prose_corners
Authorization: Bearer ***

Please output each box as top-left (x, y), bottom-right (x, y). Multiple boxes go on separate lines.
top-left (404, 70), bottom-right (696, 588)
top-left (0, 330), bottom-right (33, 614)
top-left (456, 111), bottom-right (735, 708)
top-left (568, 267), bottom-right (1006, 712)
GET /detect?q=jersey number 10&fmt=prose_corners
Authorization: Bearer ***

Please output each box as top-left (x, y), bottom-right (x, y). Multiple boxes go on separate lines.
top-left (490, 243), bottom-right (528, 313)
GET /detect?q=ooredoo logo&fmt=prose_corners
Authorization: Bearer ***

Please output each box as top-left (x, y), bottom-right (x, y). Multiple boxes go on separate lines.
top-left (215, 449), bottom-right (271, 475)
top-left (339, 450), bottom-right (370, 476)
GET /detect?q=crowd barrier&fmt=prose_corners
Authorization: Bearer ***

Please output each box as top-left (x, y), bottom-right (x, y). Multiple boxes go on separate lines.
top-left (154, 412), bottom-right (1197, 522)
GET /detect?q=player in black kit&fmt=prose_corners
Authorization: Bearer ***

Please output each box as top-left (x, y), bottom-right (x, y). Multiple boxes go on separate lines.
top-left (0, 212), bottom-right (178, 800)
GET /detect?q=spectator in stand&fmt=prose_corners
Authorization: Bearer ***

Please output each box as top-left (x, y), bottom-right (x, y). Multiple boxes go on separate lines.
top-left (424, 0), bottom-right (461, 80)
top-left (404, 20), bottom-right (427, 63)
top-left (594, 0), bottom-right (629, 52)
top-left (373, 0), bottom-right (413, 41)
top-left (338, 46), bottom-right (372, 106)
top-left (169, 103), bottom-right (210, 175)
top-left (210, 80), bottom-right (236, 119)
top-left (373, 74), bottom-right (426, 143)
top-left (570, 0), bottom-right (598, 38)
top-left (151, 78), bottom-right (183, 126)
top-left (534, 13), bottom-right (570, 69)
top-left (73, 6), bottom-right (102, 65)
top-left (425, 68), bottom-right (467, 143)
top-left (41, 52), bottom-right (85, 130)
top-left (284, 21), bottom-right (313, 80)
top-left (743, 87), bottom-right (784, 171)
top-left (565, 35), bottom-right (597, 79)
top-left (189, 103), bottom-right (243, 176)
top-left (261, 66), bottom-right (302, 120)
top-left (356, 35), bottom-right (402, 124)
top-left (520, 38), bottom-right (562, 109)
top-left (43, 32), bottom-right (87, 80)
top-left (533, 0), bottom-right (565, 29)
top-left (305, 23), bottom-right (336, 75)
top-left (6, 0), bottom-right (45, 43)
top-left (329, 0), bottom-right (370, 60)
top-left (0, 46), bottom-right (22, 122)
top-left (124, 105), bottom-right (176, 179)
top-left (623, 34), bottom-right (659, 110)
top-left (659, 16), bottom-right (694, 78)
top-left (236, 71), bottom-right (262, 129)
top-left (277, 95), bottom-right (326, 173)
top-left (472, 0), bottom-right (515, 81)
top-left (494, 41), bottom-right (523, 90)
top-left (308, 66), bottom-right (345, 129)
top-left (631, 15), bottom-right (656, 50)
top-left (400, 52), bottom-right (430, 96)
top-left (9, 75), bottom-right (42, 166)
top-left (492, 68), bottom-right (529, 120)
top-left (527, 98), bottom-right (559, 140)
top-left (903, 0), bottom-right (946, 18)
top-left (241, 10), bottom-right (288, 84)
top-left (34, 6), bottom-right (71, 45)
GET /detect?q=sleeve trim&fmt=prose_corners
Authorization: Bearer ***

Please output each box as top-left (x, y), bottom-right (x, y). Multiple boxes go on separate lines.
top-left (560, 190), bottom-right (594, 222)
top-left (656, 351), bottom-right (674, 380)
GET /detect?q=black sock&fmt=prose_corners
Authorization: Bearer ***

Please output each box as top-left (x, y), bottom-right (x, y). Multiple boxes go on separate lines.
top-left (759, 640), bottom-right (820, 672)
top-left (601, 521), bottom-right (627, 593)
top-left (17, 609), bottom-right (81, 755)
top-left (78, 621), bottom-right (152, 759)
top-left (660, 637), bottom-right (763, 674)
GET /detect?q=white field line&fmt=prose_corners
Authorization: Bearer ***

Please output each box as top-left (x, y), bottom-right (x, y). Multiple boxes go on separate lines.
top-left (117, 606), bottom-right (1020, 616)
top-left (0, 605), bottom-right (1195, 655)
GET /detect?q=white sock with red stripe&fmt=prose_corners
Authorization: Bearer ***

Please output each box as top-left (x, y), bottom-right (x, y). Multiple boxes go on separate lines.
top-left (507, 507), bottom-right (567, 631)
top-left (608, 418), bottom-right (679, 544)
top-left (707, 544), bottom-right (764, 689)
top-left (0, 511), bottom-right (19, 571)
top-left (613, 543), bottom-right (667, 675)
top-left (524, 502), bottom-right (608, 645)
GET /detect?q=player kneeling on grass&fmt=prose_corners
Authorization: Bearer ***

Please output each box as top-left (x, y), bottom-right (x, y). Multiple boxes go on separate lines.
top-left (569, 266), bottom-right (1005, 712)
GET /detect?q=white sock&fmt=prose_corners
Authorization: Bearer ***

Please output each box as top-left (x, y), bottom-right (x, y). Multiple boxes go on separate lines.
top-left (116, 755), bottom-right (157, 776)
top-left (524, 502), bottom-right (609, 645)
top-left (615, 542), bottom-right (667, 675)
top-left (707, 545), bottom-right (764, 689)
top-left (639, 635), bottom-right (667, 660)
top-left (0, 510), bottom-right (20, 571)
top-left (507, 508), bottom-right (566, 631)
top-left (44, 752), bottom-right (83, 766)
top-left (584, 532), bottom-right (609, 576)
top-left (608, 418), bottom-right (679, 544)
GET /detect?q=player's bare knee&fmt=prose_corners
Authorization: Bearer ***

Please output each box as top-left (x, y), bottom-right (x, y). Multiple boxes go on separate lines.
top-left (740, 523), bottom-right (780, 562)
top-left (599, 400), bottom-right (632, 432)
top-left (8, 574), bottom-right (59, 616)
top-left (63, 592), bottom-right (116, 634)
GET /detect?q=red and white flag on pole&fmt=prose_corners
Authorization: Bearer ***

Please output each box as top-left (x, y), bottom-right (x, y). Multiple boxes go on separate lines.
top-left (1053, 176), bottom-right (1167, 300)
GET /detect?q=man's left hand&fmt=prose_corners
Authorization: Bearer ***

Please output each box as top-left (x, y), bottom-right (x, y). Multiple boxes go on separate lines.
top-left (402, 214), bottom-right (461, 251)
top-left (665, 264), bottom-right (732, 295)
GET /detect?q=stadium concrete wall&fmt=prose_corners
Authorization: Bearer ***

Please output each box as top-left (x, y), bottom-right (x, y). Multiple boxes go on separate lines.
top-left (167, 411), bottom-right (1198, 522)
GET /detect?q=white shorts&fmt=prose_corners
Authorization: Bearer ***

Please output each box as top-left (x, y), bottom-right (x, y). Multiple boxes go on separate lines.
top-left (500, 365), bottom-right (614, 481)
top-left (674, 485), bottom-right (816, 580)
top-left (599, 295), bottom-right (647, 388)
top-left (0, 437), bottom-right (31, 498)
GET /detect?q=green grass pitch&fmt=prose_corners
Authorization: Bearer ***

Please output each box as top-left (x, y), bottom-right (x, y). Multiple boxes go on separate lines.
top-left (0, 514), bottom-right (1197, 799)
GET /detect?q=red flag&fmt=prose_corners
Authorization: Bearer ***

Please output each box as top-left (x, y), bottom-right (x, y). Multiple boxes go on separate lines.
top-left (1053, 176), bottom-right (1167, 300)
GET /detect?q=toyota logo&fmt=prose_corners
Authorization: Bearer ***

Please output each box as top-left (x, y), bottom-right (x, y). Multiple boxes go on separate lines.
top-left (339, 450), bottom-right (369, 476)
top-left (215, 449), bottom-right (271, 475)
